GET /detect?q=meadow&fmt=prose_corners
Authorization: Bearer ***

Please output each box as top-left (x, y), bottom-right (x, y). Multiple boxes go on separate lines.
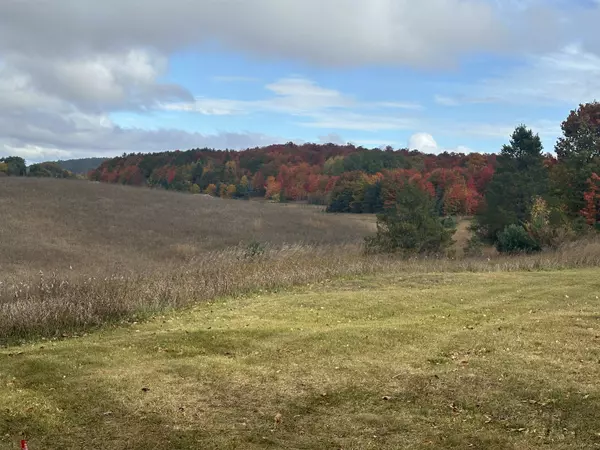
top-left (0, 177), bottom-right (375, 277)
top-left (1, 177), bottom-right (600, 449)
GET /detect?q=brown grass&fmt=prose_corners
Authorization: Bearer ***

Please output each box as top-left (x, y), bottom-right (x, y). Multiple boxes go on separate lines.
top-left (2, 238), bottom-right (600, 343)
top-left (0, 177), bottom-right (374, 277)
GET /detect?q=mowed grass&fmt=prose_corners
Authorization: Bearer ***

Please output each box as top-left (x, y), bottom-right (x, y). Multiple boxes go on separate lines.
top-left (2, 270), bottom-right (600, 449)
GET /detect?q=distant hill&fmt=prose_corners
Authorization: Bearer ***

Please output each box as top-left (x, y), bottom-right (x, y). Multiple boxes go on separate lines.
top-left (55, 157), bottom-right (107, 174)
top-left (89, 143), bottom-right (498, 216)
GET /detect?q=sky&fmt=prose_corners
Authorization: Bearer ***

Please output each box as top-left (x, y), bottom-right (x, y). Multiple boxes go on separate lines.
top-left (1, 0), bottom-right (600, 163)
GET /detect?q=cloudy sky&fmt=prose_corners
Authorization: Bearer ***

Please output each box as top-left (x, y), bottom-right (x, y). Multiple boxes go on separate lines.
top-left (1, 0), bottom-right (599, 162)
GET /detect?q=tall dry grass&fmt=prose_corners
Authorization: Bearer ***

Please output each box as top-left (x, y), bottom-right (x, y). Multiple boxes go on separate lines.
top-left (0, 177), bottom-right (375, 277)
top-left (2, 238), bottom-right (600, 342)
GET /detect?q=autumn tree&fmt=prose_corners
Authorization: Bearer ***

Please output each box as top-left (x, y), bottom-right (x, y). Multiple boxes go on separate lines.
top-left (226, 184), bottom-right (237, 198)
top-left (581, 173), bottom-right (600, 229)
top-left (251, 172), bottom-right (266, 196)
top-left (554, 102), bottom-right (600, 216)
top-left (204, 184), bottom-right (217, 196)
top-left (236, 175), bottom-right (250, 198)
top-left (265, 176), bottom-right (282, 202)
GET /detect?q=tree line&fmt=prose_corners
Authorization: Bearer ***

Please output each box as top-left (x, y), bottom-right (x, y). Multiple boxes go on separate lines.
top-left (0, 157), bottom-right (76, 179)
top-left (88, 141), bottom-right (497, 218)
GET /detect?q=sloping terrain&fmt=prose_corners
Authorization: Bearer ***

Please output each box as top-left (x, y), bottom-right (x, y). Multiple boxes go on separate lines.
top-left (0, 177), bottom-right (375, 276)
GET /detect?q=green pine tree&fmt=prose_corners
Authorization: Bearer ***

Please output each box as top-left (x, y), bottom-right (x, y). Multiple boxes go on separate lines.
top-left (476, 125), bottom-right (549, 242)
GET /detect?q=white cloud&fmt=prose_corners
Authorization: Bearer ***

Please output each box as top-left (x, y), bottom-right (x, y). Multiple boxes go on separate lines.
top-left (479, 44), bottom-right (600, 105)
top-left (438, 44), bottom-right (600, 107)
top-left (0, 125), bottom-right (285, 163)
top-left (408, 132), bottom-right (473, 154)
top-left (0, 72), bottom-right (284, 162)
top-left (165, 76), bottom-right (419, 131)
top-left (0, 0), bottom-right (527, 68)
top-left (448, 120), bottom-right (560, 142)
top-left (212, 76), bottom-right (260, 83)
top-left (375, 101), bottom-right (423, 110)
top-left (434, 95), bottom-right (460, 106)
top-left (301, 112), bottom-right (415, 131)
top-left (167, 76), bottom-right (357, 115)
top-left (5, 50), bottom-right (192, 113)
top-left (264, 77), bottom-right (355, 112)
top-left (318, 133), bottom-right (346, 145)
top-left (408, 133), bottom-right (439, 153)
top-left (2, 144), bottom-right (73, 162)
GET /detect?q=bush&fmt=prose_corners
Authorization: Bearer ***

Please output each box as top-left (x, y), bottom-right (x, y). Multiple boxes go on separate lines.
top-left (524, 196), bottom-right (575, 249)
top-left (28, 162), bottom-right (73, 179)
top-left (496, 225), bottom-right (541, 254)
top-left (441, 216), bottom-right (457, 229)
top-left (243, 240), bottom-right (266, 259)
top-left (464, 235), bottom-right (484, 257)
top-left (365, 183), bottom-right (454, 255)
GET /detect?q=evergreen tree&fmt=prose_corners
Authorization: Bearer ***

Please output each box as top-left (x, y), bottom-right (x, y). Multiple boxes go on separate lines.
top-left (476, 125), bottom-right (549, 242)
top-left (365, 183), bottom-right (454, 254)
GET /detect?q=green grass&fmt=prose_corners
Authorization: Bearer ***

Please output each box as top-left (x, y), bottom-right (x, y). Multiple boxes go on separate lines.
top-left (2, 269), bottom-right (600, 449)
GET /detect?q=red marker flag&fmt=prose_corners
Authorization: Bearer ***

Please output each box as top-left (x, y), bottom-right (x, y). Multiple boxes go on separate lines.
top-left (20, 440), bottom-right (28, 450)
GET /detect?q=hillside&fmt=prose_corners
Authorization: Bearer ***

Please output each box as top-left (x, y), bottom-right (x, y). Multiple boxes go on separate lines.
top-left (55, 157), bottom-right (108, 174)
top-left (2, 269), bottom-right (600, 449)
top-left (0, 177), bottom-right (374, 277)
top-left (89, 143), bottom-right (498, 216)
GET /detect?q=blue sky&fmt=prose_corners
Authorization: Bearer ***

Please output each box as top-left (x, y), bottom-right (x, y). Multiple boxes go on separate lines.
top-left (1, 0), bottom-right (600, 161)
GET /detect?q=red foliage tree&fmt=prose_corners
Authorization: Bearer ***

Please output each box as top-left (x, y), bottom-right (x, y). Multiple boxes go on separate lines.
top-left (581, 173), bottom-right (600, 226)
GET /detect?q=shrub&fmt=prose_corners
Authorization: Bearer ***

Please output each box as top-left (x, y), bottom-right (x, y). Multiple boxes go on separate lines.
top-left (524, 196), bottom-right (576, 249)
top-left (464, 235), bottom-right (484, 257)
top-left (441, 216), bottom-right (457, 229)
top-left (365, 183), bottom-right (454, 255)
top-left (243, 240), bottom-right (266, 259)
top-left (28, 162), bottom-right (73, 178)
top-left (496, 224), bottom-right (541, 254)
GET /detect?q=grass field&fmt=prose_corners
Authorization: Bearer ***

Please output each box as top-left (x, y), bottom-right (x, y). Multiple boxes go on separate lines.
top-left (2, 269), bottom-right (600, 449)
top-left (0, 177), bottom-right (375, 277)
